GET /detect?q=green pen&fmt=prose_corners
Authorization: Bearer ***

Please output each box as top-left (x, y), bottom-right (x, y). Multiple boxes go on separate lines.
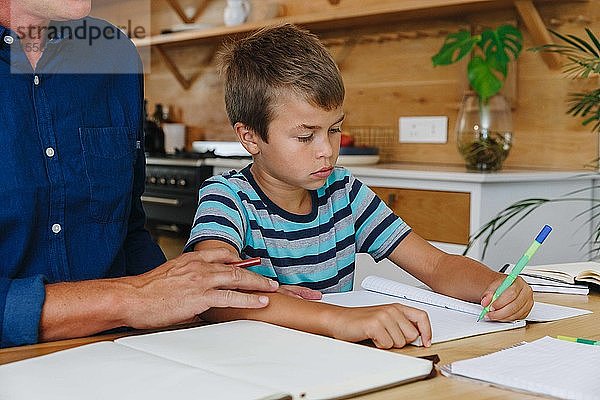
top-left (477, 224), bottom-right (552, 322)
top-left (557, 335), bottom-right (600, 346)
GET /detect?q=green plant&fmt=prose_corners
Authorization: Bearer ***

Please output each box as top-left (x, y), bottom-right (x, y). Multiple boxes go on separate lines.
top-left (534, 28), bottom-right (600, 134)
top-left (466, 29), bottom-right (600, 259)
top-left (432, 25), bottom-right (522, 171)
top-left (432, 25), bottom-right (523, 103)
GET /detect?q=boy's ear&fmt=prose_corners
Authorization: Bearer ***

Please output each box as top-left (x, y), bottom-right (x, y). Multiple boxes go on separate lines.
top-left (234, 122), bottom-right (260, 155)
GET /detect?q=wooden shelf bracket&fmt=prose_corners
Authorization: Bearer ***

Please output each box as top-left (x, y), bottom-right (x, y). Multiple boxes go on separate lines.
top-left (154, 44), bottom-right (217, 90)
top-left (165, 0), bottom-right (210, 24)
top-left (513, 0), bottom-right (563, 70)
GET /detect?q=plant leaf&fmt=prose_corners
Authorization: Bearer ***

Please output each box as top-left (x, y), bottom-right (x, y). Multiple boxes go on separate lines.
top-left (467, 56), bottom-right (503, 102)
top-left (479, 25), bottom-right (523, 67)
top-left (432, 30), bottom-right (478, 66)
top-left (586, 28), bottom-right (600, 54)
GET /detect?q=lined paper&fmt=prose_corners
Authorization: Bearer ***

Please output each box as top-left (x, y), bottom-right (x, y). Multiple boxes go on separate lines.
top-left (360, 275), bottom-right (591, 322)
top-left (443, 336), bottom-right (600, 400)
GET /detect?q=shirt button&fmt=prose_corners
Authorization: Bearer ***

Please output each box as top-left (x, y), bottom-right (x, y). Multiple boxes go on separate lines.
top-left (34, 75), bottom-right (40, 85)
top-left (3, 36), bottom-right (14, 45)
top-left (51, 224), bottom-right (62, 234)
top-left (45, 147), bottom-right (55, 157)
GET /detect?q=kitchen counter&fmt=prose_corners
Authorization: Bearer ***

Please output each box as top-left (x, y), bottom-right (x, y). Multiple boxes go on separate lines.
top-left (204, 158), bottom-right (596, 183)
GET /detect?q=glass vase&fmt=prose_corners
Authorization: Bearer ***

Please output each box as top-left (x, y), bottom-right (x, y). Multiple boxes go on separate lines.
top-left (455, 92), bottom-right (513, 171)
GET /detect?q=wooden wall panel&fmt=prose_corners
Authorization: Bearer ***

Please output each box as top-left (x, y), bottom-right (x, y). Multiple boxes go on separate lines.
top-left (93, 0), bottom-right (599, 170)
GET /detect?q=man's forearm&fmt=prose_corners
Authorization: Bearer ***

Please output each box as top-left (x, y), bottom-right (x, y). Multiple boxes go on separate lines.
top-left (39, 278), bottom-right (135, 342)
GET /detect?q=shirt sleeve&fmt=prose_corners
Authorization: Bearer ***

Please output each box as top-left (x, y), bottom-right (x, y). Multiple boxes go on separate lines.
top-left (0, 275), bottom-right (46, 348)
top-left (348, 172), bottom-right (411, 262)
top-left (184, 178), bottom-right (246, 253)
top-left (122, 73), bottom-right (166, 275)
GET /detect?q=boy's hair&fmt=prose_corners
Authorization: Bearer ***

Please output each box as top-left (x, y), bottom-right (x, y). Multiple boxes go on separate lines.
top-left (218, 23), bottom-right (345, 142)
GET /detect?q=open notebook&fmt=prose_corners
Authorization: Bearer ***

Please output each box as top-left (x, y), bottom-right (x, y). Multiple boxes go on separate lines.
top-left (322, 276), bottom-right (590, 346)
top-left (503, 264), bottom-right (589, 295)
top-left (522, 261), bottom-right (600, 286)
top-left (0, 320), bottom-right (433, 400)
top-left (441, 336), bottom-right (600, 400)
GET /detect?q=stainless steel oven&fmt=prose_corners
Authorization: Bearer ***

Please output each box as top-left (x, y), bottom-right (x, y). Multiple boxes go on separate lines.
top-left (143, 156), bottom-right (214, 237)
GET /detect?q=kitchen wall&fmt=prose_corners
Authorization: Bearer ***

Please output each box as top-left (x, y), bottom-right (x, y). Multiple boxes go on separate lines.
top-left (94, 0), bottom-right (599, 170)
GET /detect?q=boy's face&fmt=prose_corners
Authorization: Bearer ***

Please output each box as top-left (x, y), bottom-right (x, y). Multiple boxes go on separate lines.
top-left (250, 92), bottom-right (344, 191)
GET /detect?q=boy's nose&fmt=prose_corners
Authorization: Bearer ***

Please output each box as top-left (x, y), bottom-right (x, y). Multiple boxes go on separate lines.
top-left (317, 137), bottom-right (334, 158)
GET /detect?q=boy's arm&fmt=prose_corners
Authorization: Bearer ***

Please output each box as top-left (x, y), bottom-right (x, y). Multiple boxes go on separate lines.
top-left (195, 240), bottom-right (433, 348)
top-left (387, 232), bottom-right (533, 321)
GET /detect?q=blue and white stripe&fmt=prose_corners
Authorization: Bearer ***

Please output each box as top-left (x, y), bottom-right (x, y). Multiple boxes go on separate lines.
top-left (185, 165), bottom-right (410, 293)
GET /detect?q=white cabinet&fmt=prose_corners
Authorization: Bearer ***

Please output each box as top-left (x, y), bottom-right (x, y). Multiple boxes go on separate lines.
top-left (349, 165), bottom-right (597, 285)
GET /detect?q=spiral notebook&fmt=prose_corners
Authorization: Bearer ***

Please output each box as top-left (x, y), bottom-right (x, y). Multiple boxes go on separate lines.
top-left (322, 276), bottom-right (590, 345)
top-left (440, 336), bottom-right (600, 399)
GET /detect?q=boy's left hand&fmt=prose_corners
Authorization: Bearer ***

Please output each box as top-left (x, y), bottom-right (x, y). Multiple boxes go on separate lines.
top-left (480, 275), bottom-right (533, 321)
top-left (278, 285), bottom-right (323, 300)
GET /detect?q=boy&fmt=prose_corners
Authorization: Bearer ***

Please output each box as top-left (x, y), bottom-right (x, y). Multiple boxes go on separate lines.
top-left (185, 24), bottom-right (533, 349)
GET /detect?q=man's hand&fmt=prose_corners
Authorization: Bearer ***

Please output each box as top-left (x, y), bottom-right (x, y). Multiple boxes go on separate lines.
top-left (327, 303), bottom-right (432, 349)
top-left (480, 275), bottom-right (533, 321)
top-left (121, 249), bottom-right (279, 329)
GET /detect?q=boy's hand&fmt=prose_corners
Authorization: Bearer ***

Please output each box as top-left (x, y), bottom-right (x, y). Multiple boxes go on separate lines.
top-left (480, 275), bottom-right (533, 321)
top-left (328, 304), bottom-right (432, 349)
top-left (277, 285), bottom-right (323, 300)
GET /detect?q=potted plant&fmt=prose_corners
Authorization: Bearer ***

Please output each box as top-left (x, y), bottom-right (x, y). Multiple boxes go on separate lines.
top-left (432, 25), bottom-right (523, 171)
top-left (467, 28), bottom-right (600, 258)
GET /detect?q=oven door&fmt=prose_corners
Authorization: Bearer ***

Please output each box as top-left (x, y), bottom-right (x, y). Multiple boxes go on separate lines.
top-left (142, 191), bottom-right (198, 228)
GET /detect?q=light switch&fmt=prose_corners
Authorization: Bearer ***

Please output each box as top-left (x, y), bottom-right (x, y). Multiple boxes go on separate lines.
top-left (399, 116), bottom-right (448, 143)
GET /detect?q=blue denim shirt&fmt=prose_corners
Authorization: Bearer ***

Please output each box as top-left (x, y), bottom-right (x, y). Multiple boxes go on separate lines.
top-left (0, 18), bottom-right (166, 347)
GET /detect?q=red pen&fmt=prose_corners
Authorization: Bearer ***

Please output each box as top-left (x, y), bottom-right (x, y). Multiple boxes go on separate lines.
top-left (228, 257), bottom-right (261, 268)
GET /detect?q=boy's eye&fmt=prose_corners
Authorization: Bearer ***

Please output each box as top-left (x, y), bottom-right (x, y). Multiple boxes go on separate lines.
top-left (298, 134), bottom-right (314, 143)
top-left (329, 127), bottom-right (342, 134)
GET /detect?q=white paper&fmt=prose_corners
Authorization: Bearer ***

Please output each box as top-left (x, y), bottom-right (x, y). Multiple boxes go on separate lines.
top-left (322, 290), bottom-right (525, 346)
top-left (360, 275), bottom-right (591, 323)
top-left (524, 261), bottom-right (600, 285)
top-left (0, 341), bottom-right (279, 400)
top-left (444, 336), bottom-right (600, 400)
top-left (116, 321), bottom-right (433, 399)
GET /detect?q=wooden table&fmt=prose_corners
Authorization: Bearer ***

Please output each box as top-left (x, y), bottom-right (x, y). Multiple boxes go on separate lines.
top-left (1, 292), bottom-right (598, 399)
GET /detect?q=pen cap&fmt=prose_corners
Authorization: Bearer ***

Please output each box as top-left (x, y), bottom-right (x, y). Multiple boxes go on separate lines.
top-left (535, 225), bottom-right (552, 244)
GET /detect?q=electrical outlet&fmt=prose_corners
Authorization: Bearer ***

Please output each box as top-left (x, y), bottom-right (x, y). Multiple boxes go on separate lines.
top-left (399, 116), bottom-right (448, 143)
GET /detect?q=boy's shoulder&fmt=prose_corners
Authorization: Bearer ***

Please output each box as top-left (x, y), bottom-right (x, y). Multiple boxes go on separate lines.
top-left (203, 167), bottom-right (252, 192)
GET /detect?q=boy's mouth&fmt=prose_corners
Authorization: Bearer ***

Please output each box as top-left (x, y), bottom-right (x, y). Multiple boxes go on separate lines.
top-left (311, 166), bottom-right (334, 178)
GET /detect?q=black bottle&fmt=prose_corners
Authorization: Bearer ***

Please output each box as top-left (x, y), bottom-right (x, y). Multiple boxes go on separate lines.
top-left (143, 100), bottom-right (165, 156)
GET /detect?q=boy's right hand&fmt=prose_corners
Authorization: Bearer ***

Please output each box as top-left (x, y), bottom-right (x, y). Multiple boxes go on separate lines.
top-left (328, 304), bottom-right (432, 349)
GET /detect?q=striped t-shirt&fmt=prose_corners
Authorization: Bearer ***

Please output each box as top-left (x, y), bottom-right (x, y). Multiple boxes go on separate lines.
top-left (185, 165), bottom-right (411, 293)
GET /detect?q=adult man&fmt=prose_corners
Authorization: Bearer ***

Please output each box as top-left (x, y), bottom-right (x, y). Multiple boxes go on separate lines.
top-left (0, 1), bottom-right (292, 348)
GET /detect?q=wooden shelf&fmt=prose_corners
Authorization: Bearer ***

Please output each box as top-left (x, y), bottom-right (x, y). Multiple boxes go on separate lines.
top-left (135, 0), bottom-right (583, 88)
top-left (135, 0), bottom-right (511, 47)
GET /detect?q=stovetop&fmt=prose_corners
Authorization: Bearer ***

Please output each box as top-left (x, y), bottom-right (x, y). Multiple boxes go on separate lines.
top-left (146, 150), bottom-right (251, 167)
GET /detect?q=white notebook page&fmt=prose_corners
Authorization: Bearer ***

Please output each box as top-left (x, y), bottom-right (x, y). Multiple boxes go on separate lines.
top-left (444, 336), bottom-right (600, 400)
top-left (117, 320), bottom-right (433, 399)
top-left (322, 291), bottom-right (524, 346)
top-left (361, 275), bottom-right (591, 322)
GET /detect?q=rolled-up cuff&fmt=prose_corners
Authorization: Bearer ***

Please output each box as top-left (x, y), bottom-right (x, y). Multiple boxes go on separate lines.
top-left (2, 276), bottom-right (46, 348)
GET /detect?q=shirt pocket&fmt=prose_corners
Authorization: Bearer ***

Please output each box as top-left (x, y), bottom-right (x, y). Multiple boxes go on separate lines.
top-left (79, 127), bottom-right (137, 223)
